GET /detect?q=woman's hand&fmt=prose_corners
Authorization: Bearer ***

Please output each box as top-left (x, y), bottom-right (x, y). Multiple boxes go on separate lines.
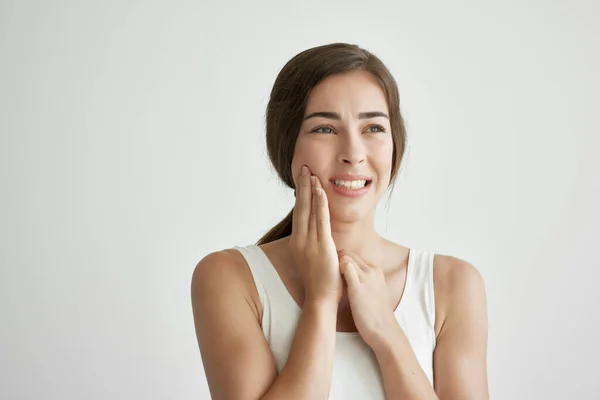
top-left (339, 250), bottom-right (397, 348)
top-left (289, 165), bottom-right (342, 305)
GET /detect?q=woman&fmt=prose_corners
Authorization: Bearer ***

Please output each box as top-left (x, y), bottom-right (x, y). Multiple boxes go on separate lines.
top-left (191, 43), bottom-right (488, 399)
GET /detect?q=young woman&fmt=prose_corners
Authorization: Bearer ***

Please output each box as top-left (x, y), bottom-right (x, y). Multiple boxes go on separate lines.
top-left (191, 43), bottom-right (488, 399)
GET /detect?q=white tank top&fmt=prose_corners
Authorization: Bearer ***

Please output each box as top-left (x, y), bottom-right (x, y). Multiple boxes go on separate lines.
top-left (234, 244), bottom-right (436, 399)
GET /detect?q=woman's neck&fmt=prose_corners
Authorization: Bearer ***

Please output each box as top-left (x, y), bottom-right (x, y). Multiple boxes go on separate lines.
top-left (330, 220), bottom-right (384, 259)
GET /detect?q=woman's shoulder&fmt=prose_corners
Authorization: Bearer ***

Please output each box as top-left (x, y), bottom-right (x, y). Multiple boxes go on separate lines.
top-left (431, 253), bottom-right (484, 297)
top-left (385, 238), bottom-right (485, 337)
top-left (191, 247), bottom-right (262, 319)
top-left (431, 252), bottom-right (486, 338)
top-left (193, 247), bottom-right (247, 282)
top-left (391, 238), bottom-right (481, 286)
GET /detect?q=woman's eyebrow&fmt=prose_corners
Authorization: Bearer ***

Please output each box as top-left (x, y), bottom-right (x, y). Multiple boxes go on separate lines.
top-left (303, 111), bottom-right (389, 120)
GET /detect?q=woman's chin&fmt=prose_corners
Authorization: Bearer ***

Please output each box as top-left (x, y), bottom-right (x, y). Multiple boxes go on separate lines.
top-left (328, 206), bottom-right (371, 225)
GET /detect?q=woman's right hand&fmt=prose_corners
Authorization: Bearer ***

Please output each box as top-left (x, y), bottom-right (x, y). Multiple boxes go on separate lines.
top-left (289, 165), bottom-right (342, 305)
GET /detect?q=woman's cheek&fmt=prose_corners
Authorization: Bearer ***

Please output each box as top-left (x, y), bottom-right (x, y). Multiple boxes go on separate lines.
top-left (297, 144), bottom-right (327, 171)
top-left (374, 141), bottom-right (394, 166)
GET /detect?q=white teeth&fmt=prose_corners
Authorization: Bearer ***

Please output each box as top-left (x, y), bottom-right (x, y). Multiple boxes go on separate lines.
top-left (333, 180), bottom-right (368, 189)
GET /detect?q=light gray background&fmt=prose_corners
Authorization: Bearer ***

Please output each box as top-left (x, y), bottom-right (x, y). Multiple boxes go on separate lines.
top-left (1, 1), bottom-right (598, 399)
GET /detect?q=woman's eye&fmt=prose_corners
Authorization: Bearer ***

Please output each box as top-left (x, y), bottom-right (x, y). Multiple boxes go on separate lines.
top-left (310, 125), bottom-right (386, 134)
top-left (366, 125), bottom-right (386, 133)
top-left (312, 126), bottom-right (334, 134)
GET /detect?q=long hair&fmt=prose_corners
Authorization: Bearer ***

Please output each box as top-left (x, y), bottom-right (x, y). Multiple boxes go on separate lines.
top-left (256, 43), bottom-right (407, 245)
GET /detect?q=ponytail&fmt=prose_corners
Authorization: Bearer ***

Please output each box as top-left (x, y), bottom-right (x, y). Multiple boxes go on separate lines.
top-left (256, 208), bottom-right (294, 245)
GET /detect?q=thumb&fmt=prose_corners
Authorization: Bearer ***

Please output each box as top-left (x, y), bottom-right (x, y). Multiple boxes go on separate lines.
top-left (340, 260), bottom-right (360, 289)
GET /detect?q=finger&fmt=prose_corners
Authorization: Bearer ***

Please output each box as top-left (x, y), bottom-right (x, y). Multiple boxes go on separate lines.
top-left (291, 166), bottom-right (311, 240)
top-left (340, 255), bottom-right (366, 279)
top-left (312, 176), bottom-right (332, 241)
top-left (308, 175), bottom-right (318, 241)
top-left (341, 251), bottom-right (370, 273)
top-left (340, 259), bottom-right (360, 288)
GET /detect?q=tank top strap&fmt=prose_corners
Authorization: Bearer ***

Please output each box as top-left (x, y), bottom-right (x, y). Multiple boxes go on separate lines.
top-left (233, 244), bottom-right (302, 340)
top-left (233, 245), bottom-right (273, 338)
top-left (404, 248), bottom-right (436, 332)
top-left (234, 245), bottom-right (275, 293)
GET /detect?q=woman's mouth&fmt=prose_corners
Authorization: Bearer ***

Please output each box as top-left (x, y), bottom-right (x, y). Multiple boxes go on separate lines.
top-left (329, 179), bottom-right (372, 198)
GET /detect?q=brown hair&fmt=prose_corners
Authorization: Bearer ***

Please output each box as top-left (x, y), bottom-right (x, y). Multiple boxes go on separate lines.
top-left (256, 43), bottom-right (407, 245)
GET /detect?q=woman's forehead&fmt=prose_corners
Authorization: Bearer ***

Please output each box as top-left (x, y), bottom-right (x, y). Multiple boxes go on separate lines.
top-left (304, 71), bottom-right (389, 116)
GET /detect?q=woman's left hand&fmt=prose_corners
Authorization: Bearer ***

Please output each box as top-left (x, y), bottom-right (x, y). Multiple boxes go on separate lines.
top-left (338, 250), bottom-right (398, 349)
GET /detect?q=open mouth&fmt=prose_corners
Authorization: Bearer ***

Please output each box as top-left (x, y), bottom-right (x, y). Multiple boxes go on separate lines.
top-left (329, 179), bottom-right (373, 190)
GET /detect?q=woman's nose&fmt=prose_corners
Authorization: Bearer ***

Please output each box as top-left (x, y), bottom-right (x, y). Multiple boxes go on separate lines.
top-left (336, 136), bottom-right (366, 165)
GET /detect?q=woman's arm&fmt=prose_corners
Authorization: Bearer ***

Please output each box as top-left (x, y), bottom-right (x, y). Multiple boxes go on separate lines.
top-left (370, 256), bottom-right (488, 399)
top-left (431, 257), bottom-right (489, 399)
top-left (371, 326), bottom-right (439, 399)
top-left (191, 250), bottom-right (338, 400)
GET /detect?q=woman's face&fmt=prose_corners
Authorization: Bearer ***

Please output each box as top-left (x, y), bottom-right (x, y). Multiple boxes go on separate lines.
top-left (291, 70), bottom-right (394, 223)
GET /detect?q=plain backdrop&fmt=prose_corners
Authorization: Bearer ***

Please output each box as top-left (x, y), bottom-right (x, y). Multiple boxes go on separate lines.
top-left (1, 0), bottom-right (599, 399)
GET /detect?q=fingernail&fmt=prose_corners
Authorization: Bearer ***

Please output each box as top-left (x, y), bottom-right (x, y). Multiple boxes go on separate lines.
top-left (301, 166), bottom-right (308, 176)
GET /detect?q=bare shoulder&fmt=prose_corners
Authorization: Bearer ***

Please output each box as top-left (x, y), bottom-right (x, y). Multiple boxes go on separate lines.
top-left (192, 249), bottom-right (243, 282)
top-left (191, 249), bottom-right (242, 294)
top-left (433, 254), bottom-right (485, 294)
top-left (191, 248), bottom-right (261, 321)
top-left (432, 254), bottom-right (487, 336)
top-left (190, 249), bottom-right (276, 399)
